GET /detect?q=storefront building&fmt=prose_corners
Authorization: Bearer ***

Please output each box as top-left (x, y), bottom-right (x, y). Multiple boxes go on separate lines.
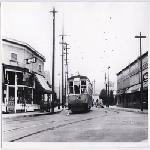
top-left (116, 51), bottom-right (148, 109)
top-left (2, 37), bottom-right (52, 113)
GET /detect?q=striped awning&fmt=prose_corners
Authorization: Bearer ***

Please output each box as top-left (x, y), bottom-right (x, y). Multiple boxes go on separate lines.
top-left (35, 74), bottom-right (52, 94)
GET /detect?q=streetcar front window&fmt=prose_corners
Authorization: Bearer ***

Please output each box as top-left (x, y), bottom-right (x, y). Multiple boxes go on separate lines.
top-left (69, 81), bottom-right (73, 94)
top-left (74, 81), bottom-right (80, 94)
top-left (81, 80), bottom-right (87, 93)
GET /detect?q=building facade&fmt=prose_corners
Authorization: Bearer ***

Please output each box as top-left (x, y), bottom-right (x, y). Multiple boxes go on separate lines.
top-left (2, 37), bottom-right (52, 113)
top-left (116, 51), bottom-right (148, 109)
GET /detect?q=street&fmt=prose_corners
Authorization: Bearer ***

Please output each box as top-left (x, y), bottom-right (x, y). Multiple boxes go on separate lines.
top-left (2, 107), bottom-right (148, 142)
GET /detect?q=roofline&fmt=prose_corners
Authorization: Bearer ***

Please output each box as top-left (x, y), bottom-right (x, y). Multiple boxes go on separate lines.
top-left (116, 51), bottom-right (148, 75)
top-left (2, 37), bottom-right (46, 62)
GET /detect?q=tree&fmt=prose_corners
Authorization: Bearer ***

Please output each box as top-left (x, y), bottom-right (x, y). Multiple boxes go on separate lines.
top-left (99, 88), bottom-right (106, 104)
top-left (109, 90), bottom-right (114, 105)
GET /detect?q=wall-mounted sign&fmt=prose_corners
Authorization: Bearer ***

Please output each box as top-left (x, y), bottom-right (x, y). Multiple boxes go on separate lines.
top-left (27, 57), bottom-right (36, 64)
top-left (143, 72), bottom-right (148, 81)
top-left (7, 96), bottom-right (15, 112)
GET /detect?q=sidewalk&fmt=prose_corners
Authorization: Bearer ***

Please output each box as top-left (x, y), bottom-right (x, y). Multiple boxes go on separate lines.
top-left (105, 105), bottom-right (148, 114)
top-left (2, 107), bottom-right (63, 119)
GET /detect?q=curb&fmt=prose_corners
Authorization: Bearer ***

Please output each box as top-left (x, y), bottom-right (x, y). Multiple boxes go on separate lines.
top-left (2, 109), bottom-right (63, 119)
top-left (106, 107), bottom-right (148, 114)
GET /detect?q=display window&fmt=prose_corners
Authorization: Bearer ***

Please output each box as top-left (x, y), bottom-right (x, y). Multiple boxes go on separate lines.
top-left (8, 71), bottom-right (15, 85)
top-left (17, 72), bottom-right (23, 85)
top-left (7, 87), bottom-right (15, 112)
top-left (24, 87), bottom-right (32, 104)
top-left (17, 87), bottom-right (24, 104)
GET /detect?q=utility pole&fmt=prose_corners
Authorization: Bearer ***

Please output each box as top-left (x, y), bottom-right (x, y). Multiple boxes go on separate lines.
top-left (108, 66), bottom-right (110, 108)
top-left (59, 35), bottom-right (65, 108)
top-left (105, 73), bottom-right (107, 107)
top-left (94, 79), bottom-right (95, 95)
top-left (50, 7), bottom-right (57, 112)
top-left (64, 43), bottom-right (70, 103)
top-left (58, 73), bottom-right (60, 109)
top-left (135, 32), bottom-right (146, 111)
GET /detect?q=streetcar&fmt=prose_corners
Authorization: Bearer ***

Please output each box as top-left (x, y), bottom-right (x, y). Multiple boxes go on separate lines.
top-left (67, 75), bottom-right (93, 112)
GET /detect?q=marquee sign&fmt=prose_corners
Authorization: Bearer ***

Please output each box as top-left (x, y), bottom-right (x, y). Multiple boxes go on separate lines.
top-left (26, 57), bottom-right (36, 64)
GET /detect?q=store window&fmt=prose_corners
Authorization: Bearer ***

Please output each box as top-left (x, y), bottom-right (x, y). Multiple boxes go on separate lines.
top-left (69, 81), bottom-right (73, 94)
top-left (8, 87), bottom-right (15, 105)
top-left (24, 87), bottom-right (32, 104)
top-left (17, 87), bottom-right (24, 104)
top-left (81, 80), bottom-right (87, 94)
top-left (8, 71), bottom-right (15, 85)
top-left (17, 72), bottom-right (23, 85)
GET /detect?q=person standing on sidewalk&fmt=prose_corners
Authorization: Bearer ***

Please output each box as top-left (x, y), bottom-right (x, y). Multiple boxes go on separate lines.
top-left (64, 103), bottom-right (70, 116)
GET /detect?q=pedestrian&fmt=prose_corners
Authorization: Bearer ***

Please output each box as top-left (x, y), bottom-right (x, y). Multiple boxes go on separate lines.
top-left (64, 103), bottom-right (70, 116)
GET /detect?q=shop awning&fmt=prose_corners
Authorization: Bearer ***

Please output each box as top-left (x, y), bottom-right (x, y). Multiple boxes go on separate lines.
top-left (126, 84), bottom-right (141, 94)
top-left (35, 74), bottom-right (52, 94)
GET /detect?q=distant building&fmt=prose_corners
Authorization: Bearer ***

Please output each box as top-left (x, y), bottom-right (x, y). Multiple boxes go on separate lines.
top-left (2, 37), bottom-right (52, 113)
top-left (116, 51), bottom-right (148, 109)
top-left (92, 94), bottom-right (99, 102)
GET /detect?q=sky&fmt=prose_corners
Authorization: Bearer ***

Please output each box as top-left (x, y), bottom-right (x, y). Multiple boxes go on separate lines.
top-left (2, 2), bottom-right (149, 93)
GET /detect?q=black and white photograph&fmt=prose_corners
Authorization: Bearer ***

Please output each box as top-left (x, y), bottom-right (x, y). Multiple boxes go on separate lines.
top-left (1, 1), bottom-right (149, 148)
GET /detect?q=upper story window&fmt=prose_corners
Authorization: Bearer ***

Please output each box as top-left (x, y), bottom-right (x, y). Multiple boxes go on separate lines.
top-left (39, 64), bottom-right (42, 72)
top-left (10, 52), bottom-right (17, 61)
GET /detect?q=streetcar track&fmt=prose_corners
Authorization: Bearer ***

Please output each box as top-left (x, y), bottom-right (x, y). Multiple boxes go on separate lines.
top-left (8, 111), bottom-right (118, 142)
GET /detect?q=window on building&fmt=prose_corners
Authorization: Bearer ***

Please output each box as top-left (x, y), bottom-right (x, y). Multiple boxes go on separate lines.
top-left (69, 81), bottom-right (73, 94)
top-left (24, 87), bottom-right (32, 104)
top-left (81, 80), bottom-right (87, 94)
top-left (10, 53), bottom-right (17, 61)
top-left (17, 72), bottom-right (23, 85)
top-left (8, 71), bottom-right (15, 85)
top-left (17, 87), bottom-right (24, 104)
top-left (8, 87), bottom-right (15, 105)
top-left (39, 64), bottom-right (42, 72)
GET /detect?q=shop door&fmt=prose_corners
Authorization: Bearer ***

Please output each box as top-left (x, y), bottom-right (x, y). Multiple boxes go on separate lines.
top-left (7, 87), bottom-right (15, 113)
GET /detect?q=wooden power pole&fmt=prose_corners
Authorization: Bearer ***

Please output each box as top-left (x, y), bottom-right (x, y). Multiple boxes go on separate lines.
top-left (135, 32), bottom-right (146, 111)
top-left (50, 7), bottom-right (57, 112)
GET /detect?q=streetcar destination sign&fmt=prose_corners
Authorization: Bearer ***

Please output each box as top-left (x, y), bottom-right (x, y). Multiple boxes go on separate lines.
top-left (26, 57), bottom-right (36, 64)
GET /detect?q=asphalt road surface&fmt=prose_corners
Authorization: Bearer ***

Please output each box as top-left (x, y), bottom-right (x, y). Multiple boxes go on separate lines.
top-left (2, 107), bottom-right (148, 142)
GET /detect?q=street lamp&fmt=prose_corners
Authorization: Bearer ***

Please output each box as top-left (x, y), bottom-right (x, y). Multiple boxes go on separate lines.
top-left (108, 66), bottom-right (110, 108)
top-left (58, 74), bottom-right (60, 109)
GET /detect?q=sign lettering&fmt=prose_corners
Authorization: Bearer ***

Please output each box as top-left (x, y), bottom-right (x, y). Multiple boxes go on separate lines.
top-left (27, 57), bottom-right (36, 64)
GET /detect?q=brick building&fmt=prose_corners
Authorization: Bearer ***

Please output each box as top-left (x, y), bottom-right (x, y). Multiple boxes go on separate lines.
top-left (116, 51), bottom-right (148, 109)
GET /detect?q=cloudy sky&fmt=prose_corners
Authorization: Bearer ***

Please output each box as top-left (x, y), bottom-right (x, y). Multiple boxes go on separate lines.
top-left (2, 2), bottom-right (149, 93)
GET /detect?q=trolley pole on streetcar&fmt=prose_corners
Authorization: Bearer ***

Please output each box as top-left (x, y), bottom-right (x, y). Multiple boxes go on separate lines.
top-left (135, 32), bottom-right (146, 111)
top-left (50, 7), bottom-right (57, 112)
